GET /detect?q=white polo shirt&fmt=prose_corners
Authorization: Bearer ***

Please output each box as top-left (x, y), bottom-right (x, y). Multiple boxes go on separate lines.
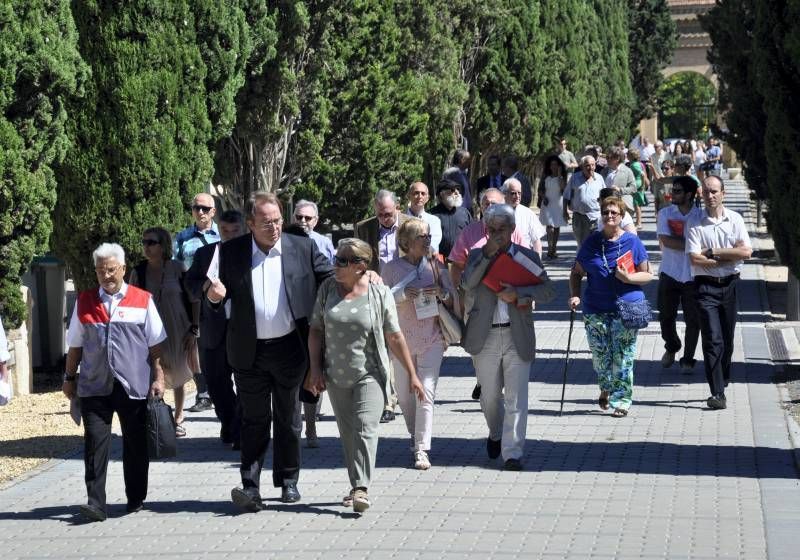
top-left (657, 205), bottom-right (704, 283)
top-left (685, 207), bottom-right (751, 278)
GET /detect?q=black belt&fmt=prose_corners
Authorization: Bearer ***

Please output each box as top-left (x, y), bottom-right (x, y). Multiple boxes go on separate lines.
top-left (491, 322), bottom-right (511, 328)
top-left (695, 274), bottom-right (739, 286)
top-left (256, 330), bottom-right (297, 345)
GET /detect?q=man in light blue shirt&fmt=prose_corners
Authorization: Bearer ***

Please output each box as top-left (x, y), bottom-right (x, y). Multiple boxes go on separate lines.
top-left (173, 193), bottom-right (220, 271)
top-left (405, 182), bottom-right (442, 254)
top-left (563, 156), bottom-right (605, 248)
top-left (292, 199), bottom-right (335, 264)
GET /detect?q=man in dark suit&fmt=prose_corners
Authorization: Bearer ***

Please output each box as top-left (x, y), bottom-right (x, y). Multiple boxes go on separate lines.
top-left (475, 155), bottom-right (507, 207)
top-left (186, 210), bottom-right (245, 451)
top-left (354, 189), bottom-right (410, 273)
top-left (206, 192), bottom-right (333, 511)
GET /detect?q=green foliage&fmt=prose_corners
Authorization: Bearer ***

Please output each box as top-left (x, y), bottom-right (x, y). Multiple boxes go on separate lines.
top-left (752, 0), bottom-right (800, 278)
top-left (627, 0), bottom-right (677, 122)
top-left (701, 1), bottom-right (767, 198)
top-left (54, 1), bottom-right (245, 289)
top-left (0, 1), bottom-right (87, 329)
top-left (656, 72), bottom-right (716, 139)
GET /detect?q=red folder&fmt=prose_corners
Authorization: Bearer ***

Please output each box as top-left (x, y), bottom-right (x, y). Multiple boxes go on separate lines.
top-left (667, 218), bottom-right (685, 237)
top-left (482, 252), bottom-right (544, 292)
top-left (616, 250), bottom-right (635, 274)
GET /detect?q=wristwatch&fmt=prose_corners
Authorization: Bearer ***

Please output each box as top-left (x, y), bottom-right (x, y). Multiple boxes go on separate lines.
top-left (63, 373), bottom-right (77, 383)
top-left (704, 248), bottom-right (715, 260)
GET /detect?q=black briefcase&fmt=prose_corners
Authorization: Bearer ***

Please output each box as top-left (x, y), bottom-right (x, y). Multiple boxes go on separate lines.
top-left (146, 397), bottom-right (178, 459)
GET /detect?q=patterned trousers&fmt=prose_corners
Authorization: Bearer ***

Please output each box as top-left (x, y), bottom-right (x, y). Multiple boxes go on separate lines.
top-left (583, 313), bottom-right (639, 411)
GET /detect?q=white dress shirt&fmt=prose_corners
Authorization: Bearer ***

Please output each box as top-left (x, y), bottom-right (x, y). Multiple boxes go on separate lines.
top-left (251, 238), bottom-right (294, 339)
top-left (406, 208), bottom-right (443, 253)
top-left (685, 207), bottom-right (751, 278)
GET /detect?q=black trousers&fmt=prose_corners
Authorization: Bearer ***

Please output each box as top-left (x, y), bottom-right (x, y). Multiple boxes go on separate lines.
top-left (234, 331), bottom-right (306, 492)
top-left (199, 340), bottom-right (240, 442)
top-left (657, 272), bottom-right (700, 364)
top-left (81, 380), bottom-right (149, 510)
top-left (695, 277), bottom-right (738, 396)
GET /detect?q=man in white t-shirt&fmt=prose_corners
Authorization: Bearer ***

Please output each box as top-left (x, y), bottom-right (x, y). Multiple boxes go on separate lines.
top-left (686, 176), bottom-right (752, 410)
top-left (656, 176), bottom-right (703, 372)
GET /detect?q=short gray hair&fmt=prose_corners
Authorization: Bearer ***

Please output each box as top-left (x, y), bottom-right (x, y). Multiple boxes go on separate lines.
top-left (294, 199), bottom-right (319, 217)
top-left (374, 189), bottom-right (398, 206)
top-left (580, 154), bottom-right (597, 166)
top-left (606, 146), bottom-right (624, 161)
top-left (500, 178), bottom-right (522, 193)
top-left (93, 243), bottom-right (125, 265)
top-left (483, 204), bottom-right (516, 228)
top-left (480, 187), bottom-right (503, 205)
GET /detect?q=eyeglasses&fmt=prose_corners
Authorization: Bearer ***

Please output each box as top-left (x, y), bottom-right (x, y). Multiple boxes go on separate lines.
top-left (377, 212), bottom-right (396, 219)
top-left (601, 210), bottom-right (620, 216)
top-left (415, 234), bottom-right (432, 240)
top-left (95, 266), bottom-right (122, 275)
top-left (334, 255), bottom-right (367, 268)
top-left (192, 205), bottom-right (214, 213)
top-left (255, 218), bottom-right (283, 229)
top-left (142, 239), bottom-right (160, 246)
top-left (294, 215), bottom-right (315, 222)
top-left (506, 191), bottom-right (522, 197)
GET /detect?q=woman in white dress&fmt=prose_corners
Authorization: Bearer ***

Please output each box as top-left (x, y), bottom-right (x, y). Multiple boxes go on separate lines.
top-left (693, 140), bottom-right (708, 182)
top-left (538, 155), bottom-right (568, 258)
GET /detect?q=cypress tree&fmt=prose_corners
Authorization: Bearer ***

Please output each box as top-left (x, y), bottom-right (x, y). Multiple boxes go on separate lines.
top-left (54, 1), bottom-right (244, 288)
top-left (0, 1), bottom-right (87, 328)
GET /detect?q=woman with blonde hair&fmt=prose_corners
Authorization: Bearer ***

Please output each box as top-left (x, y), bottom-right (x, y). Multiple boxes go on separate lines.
top-left (381, 218), bottom-right (455, 470)
top-left (305, 238), bottom-right (424, 513)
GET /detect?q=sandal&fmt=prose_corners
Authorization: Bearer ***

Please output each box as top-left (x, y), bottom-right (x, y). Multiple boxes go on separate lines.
top-left (353, 488), bottom-right (370, 513)
top-left (611, 408), bottom-right (628, 418)
top-left (342, 489), bottom-right (354, 508)
top-left (175, 423), bottom-right (187, 437)
top-left (598, 391), bottom-right (610, 410)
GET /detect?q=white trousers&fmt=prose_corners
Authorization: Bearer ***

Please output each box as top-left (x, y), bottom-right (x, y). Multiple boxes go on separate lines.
top-left (472, 327), bottom-right (531, 460)
top-left (392, 343), bottom-right (445, 452)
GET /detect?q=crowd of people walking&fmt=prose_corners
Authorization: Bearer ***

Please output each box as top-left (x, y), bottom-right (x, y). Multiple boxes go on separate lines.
top-left (52, 135), bottom-right (752, 521)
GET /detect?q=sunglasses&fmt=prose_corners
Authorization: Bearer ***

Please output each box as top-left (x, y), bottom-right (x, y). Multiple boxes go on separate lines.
top-left (142, 239), bottom-right (160, 246)
top-left (192, 204), bottom-right (213, 213)
top-left (601, 210), bottom-right (620, 216)
top-left (334, 255), bottom-right (367, 268)
top-left (416, 234), bottom-right (432, 240)
top-left (294, 215), bottom-right (315, 222)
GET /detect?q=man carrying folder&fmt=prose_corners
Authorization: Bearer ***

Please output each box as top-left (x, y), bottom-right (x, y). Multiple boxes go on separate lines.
top-left (461, 204), bottom-right (555, 471)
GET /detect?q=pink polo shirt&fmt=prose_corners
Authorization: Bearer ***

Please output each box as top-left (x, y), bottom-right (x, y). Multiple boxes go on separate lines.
top-left (448, 221), bottom-right (527, 266)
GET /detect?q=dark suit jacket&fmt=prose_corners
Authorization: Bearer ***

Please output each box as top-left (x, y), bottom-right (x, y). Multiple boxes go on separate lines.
top-left (186, 241), bottom-right (227, 349)
top-left (213, 233), bottom-right (333, 375)
top-left (354, 213), bottom-right (410, 272)
top-left (475, 173), bottom-right (508, 204)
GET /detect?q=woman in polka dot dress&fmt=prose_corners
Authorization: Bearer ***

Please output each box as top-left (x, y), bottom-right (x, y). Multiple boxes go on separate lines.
top-left (304, 238), bottom-right (424, 514)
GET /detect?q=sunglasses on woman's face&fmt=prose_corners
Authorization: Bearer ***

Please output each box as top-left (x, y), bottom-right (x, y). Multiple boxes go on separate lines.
top-left (334, 255), bottom-right (367, 268)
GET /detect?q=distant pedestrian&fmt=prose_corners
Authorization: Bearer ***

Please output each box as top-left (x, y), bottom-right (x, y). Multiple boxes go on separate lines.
top-left (568, 196), bottom-right (653, 417)
top-left (405, 182), bottom-right (443, 255)
top-left (686, 176), bottom-right (752, 410)
top-left (305, 238), bottom-right (424, 513)
top-left (503, 178), bottom-right (545, 255)
top-left (173, 192), bottom-right (219, 413)
top-left (627, 148), bottom-right (650, 229)
top-left (501, 155), bottom-right (534, 208)
top-left (563, 155), bottom-right (605, 250)
top-left (62, 243), bottom-right (166, 522)
top-left (0, 316), bottom-right (10, 405)
top-left (656, 176), bottom-right (703, 373)
top-left (293, 199), bottom-right (335, 264)
top-left (537, 155), bottom-right (568, 259)
top-left (429, 180), bottom-right (472, 260)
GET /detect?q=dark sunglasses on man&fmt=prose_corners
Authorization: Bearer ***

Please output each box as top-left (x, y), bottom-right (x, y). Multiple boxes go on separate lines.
top-left (192, 204), bottom-right (213, 213)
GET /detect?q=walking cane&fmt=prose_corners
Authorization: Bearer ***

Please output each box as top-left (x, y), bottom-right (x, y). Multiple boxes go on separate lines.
top-left (559, 309), bottom-right (576, 416)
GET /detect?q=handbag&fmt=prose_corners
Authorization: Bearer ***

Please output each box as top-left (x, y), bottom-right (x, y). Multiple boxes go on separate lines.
top-left (615, 297), bottom-right (652, 330)
top-left (146, 397), bottom-right (178, 459)
top-left (430, 257), bottom-right (462, 345)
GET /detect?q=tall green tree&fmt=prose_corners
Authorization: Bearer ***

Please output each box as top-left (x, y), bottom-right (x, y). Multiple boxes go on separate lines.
top-left (752, 0), bottom-right (800, 278)
top-left (54, 1), bottom-right (244, 288)
top-left (627, 0), bottom-right (677, 123)
top-left (0, 1), bottom-right (87, 328)
top-left (700, 0), bottom-right (768, 199)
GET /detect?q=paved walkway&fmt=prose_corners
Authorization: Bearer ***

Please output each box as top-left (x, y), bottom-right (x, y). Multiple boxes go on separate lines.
top-left (1, 178), bottom-right (798, 559)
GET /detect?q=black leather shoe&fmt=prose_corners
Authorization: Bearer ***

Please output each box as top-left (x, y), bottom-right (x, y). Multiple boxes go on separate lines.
top-left (187, 397), bottom-right (213, 412)
top-left (486, 437), bottom-right (501, 459)
top-left (220, 426), bottom-right (233, 444)
top-left (231, 487), bottom-right (265, 512)
top-left (504, 458), bottom-right (523, 471)
top-left (471, 384), bottom-right (482, 400)
top-left (78, 503), bottom-right (107, 522)
top-left (281, 483), bottom-right (301, 503)
top-left (380, 410), bottom-right (395, 423)
top-left (707, 394), bottom-right (727, 410)
top-left (126, 501), bottom-right (143, 514)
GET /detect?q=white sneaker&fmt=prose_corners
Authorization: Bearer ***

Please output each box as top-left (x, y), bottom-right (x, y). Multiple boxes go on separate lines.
top-left (414, 450), bottom-right (431, 470)
top-left (661, 351), bottom-right (676, 368)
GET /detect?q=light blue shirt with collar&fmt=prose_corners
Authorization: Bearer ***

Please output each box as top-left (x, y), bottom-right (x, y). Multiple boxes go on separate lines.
top-left (308, 230), bottom-right (336, 264)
